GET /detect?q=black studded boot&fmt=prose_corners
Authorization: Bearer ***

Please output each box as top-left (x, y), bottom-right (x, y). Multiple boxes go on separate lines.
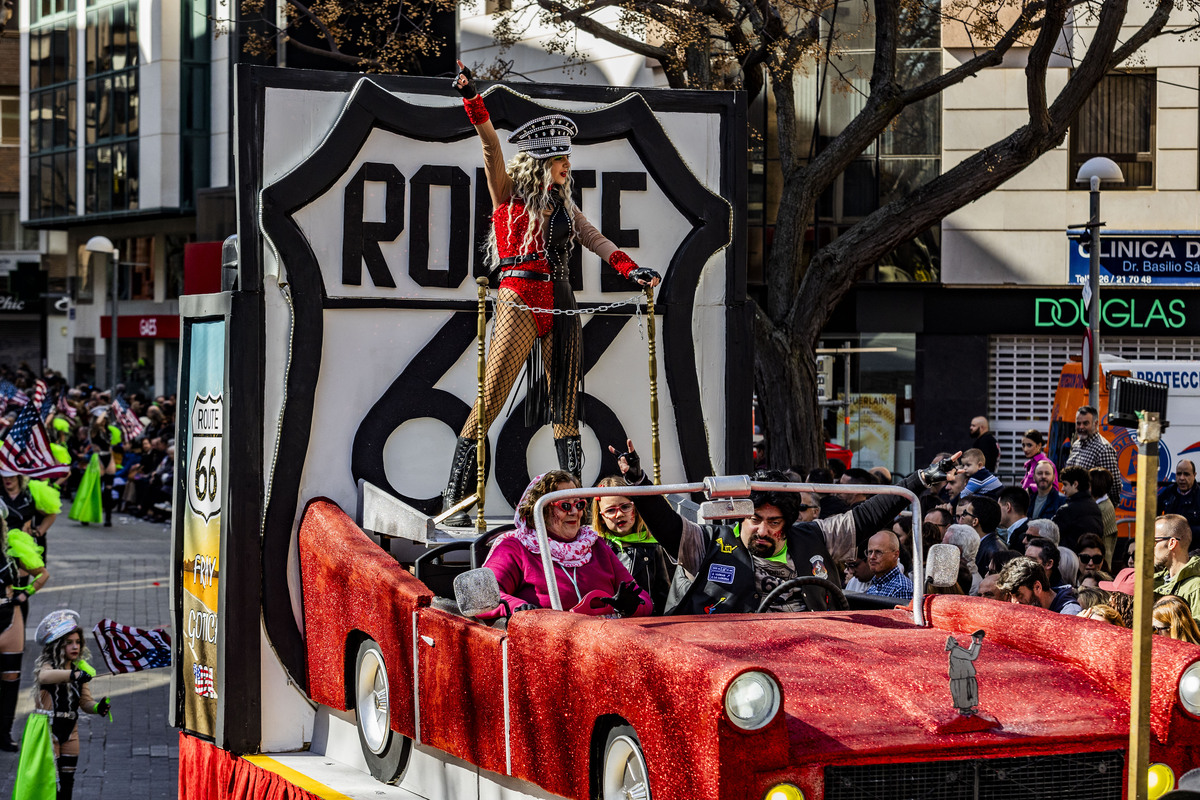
top-left (554, 435), bottom-right (583, 483)
top-left (441, 437), bottom-right (479, 527)
top-left (0, 675), bottom-right (18, 751)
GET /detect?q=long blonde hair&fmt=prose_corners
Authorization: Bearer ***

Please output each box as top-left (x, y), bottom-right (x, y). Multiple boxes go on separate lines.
top-left (1153, 595), bottom-right (1200, 644)
top-left (486, 152), bottom-right (578, 269)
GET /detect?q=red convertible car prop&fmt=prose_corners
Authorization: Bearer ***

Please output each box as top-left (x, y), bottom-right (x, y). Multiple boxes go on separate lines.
top-left (297, 480), bottom-right (1200, 800)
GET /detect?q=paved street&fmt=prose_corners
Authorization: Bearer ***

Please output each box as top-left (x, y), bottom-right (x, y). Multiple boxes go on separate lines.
top-left (1, 511), bottom-right (177, 799)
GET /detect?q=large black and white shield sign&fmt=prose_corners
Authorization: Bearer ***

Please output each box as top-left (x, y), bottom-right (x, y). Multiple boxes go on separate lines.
top-left (238, 67), bottom-right (748, 686)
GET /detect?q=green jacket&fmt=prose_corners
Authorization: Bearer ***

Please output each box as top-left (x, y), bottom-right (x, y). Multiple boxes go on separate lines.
top-left (1155, 555), bottom-right (1200, 620)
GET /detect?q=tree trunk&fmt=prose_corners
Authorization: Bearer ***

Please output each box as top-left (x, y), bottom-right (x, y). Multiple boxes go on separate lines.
top-left (753, 307), bottom-right (824, 471)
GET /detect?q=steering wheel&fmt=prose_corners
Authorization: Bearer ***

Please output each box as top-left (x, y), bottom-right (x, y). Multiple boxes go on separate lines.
top-left (756, 576), bottom-right (849, 613)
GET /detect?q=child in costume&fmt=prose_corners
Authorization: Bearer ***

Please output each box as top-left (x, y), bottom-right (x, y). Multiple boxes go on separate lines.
top-left (0, 506), bottom-right (49, 751)
top-left (12, 610), bottom-right (111, 800)
top-left (440, 61), bottom-right (661, 524)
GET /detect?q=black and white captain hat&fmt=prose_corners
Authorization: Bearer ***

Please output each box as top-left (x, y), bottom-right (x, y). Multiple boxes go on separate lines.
top-left (507, 114), bottom-right (578, 159)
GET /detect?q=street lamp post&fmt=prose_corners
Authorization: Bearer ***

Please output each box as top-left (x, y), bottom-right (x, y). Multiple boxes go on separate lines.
top-left (1074, 157), bottom-right (1125, 409)
top-left (85, 235), bottom-right (120, 391)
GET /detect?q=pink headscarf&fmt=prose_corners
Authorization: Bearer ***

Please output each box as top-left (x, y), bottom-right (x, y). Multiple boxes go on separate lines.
top-left (498, 473), bottom-right (598, 568)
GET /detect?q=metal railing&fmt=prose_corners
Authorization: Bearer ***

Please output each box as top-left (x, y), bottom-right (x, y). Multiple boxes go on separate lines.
top-left (531, 478), bottom-right (928, 624)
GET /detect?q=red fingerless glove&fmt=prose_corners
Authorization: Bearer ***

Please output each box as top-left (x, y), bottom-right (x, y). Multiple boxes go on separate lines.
top-left (463, 95), bottom-right (489, 125)
top-left (608, 250), bottom-right (637, 278)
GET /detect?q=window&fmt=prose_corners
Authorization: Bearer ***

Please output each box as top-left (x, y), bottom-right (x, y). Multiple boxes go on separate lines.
top-left (0, 207), bottom-right (41, 251)
top-left (27, 0), bottom-right (140, 221)
top-left (1070, 72), bottom-right (1155, 190)
top-left (84, 0), bottom-right (140, 214)
top-left (0, 95), bottom-right (19, 146)
top-left (27, 19), bottom-right (78, 220)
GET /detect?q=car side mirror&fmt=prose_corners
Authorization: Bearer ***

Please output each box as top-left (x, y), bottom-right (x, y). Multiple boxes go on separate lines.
top-left (454, 568), bottom-right (502, 617)
top-left (927, 544), bottom-right (961, 588)
top-left (699, 498), bottom-right (755, 521)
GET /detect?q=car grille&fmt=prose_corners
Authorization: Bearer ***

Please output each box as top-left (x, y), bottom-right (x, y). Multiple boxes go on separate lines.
top-left (823, 750), bottom-right (1124, 800)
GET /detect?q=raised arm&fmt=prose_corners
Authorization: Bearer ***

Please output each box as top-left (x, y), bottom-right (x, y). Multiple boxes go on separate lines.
top-left (454, 62), bottom-right (511, 208)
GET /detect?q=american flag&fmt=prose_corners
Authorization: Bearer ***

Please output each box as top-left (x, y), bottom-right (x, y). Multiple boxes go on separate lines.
top-left (38, 385), bottom-right (56, 421)
top-left (0, 381), bottom-right (69, 480)
top-left (111, 393), bottom-right (144, 439)
top-left (57, 391), bottom-right (77, 420)
top-left (0, 380), bottom-right (28, 409)
top-left (193, 664), bottom-right (217, 699)
top-left (91, 618), bottom-right (172, 674)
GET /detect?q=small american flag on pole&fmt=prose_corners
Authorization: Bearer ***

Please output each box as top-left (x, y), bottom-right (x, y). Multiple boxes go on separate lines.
top-left (90, 618), bottom-right (172, 674)
top-left (193, 664), bottom-right (217, 699)
top-left (0, 379), bottom-right (28, 409)
top-left (0, 381), bottom-right (70, 480)
top-left (111, 393), bottom-right (145, 439)
top-left (57, 391), bottom-right (77, 420)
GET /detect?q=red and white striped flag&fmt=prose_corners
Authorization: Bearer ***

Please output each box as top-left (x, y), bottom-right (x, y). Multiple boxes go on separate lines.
top-left (0, 381), bottom-right (69, 480)
top-left (56, 391), bottom-right (77, 420)
top-left (90, 618), bottom-right (172, 674)
top-left (111, 394), bottom-right (145, 439)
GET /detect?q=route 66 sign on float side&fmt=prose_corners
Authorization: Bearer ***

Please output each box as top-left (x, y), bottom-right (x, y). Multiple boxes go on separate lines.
top-left (234, 67), bottom-right (749, 689)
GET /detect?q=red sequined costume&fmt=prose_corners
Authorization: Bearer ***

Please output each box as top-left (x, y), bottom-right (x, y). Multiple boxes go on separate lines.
top-left (464, 94), bottom-right (639, 337)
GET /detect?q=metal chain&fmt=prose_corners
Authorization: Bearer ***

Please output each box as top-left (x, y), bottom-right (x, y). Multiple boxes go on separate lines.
top-left (488, 290), bottom-right (645, 317)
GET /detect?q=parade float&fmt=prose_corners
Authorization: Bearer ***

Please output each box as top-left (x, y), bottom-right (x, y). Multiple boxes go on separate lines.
top-left (171, 66), bottom-right (1200, 800)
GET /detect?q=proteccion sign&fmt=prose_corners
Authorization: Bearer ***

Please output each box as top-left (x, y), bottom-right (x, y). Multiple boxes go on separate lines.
top-left (1067, 231), bottom-right (1200, 286)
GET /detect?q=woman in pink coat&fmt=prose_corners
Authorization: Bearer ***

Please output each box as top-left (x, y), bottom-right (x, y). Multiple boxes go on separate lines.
top-left (1020, 429), bottom-right (1058, 492)
top-left (482, 471), bottom-right (652, 618)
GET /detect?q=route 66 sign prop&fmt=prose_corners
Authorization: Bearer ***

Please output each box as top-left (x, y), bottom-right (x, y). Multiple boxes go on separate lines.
top-left (236, 67), bottom-right (749, 687)
top-left (187, 394), bottom-right (222, 522)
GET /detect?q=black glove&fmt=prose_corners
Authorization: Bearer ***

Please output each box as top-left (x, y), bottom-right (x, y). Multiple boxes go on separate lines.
top-left (511, 603), bottom-right (537, 614)
top-left (451, 65), bottom-right (478, 99)
top-left (919, 456), bottom-right (959, 487)
top-left (628, 267), bottom-right (660, 286)
top-left (70, 668), bottom-right (92, 685)
top-left (598, 581), bottom-right (644, 618)
top-left (616, 448), bottom-right (643, 484)
top-left (971, 629), bottom-right (985, 640)
top-left (95, 697), bottom-right (110, 716)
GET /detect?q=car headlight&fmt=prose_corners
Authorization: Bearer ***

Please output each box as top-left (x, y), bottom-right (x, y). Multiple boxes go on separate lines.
top-left (1180, 662), bottom-right (1200, 716)
top-left (724, 670), bottom-right (780, 731)
top-left (1148, 763), bottom-right (1175, 800)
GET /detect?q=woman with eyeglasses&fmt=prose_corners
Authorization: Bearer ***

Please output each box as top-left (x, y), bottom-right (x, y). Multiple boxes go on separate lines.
top-left (1152, 595), bottom-right (1200, 644)
top-left (591, 475), bottom-right (673, 614)
top-left (481, 470), bottom-right (652, 619)
top-left (1019, 429), bottom-right (1058, 493)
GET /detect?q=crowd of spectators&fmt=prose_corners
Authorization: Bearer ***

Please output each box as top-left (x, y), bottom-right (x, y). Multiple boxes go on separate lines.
top-left (1, 363), bottom-right (177, 525)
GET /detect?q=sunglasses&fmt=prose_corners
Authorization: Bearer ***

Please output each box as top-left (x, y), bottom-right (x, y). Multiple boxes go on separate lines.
top-left (600, 502), bottom-right (635, 518)
top-left (552, 499), bottom-right (588, 513)
top-left (1079, 553), bottom-right (1104, 565)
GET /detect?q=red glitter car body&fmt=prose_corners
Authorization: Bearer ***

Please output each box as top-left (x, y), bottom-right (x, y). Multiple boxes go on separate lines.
top-left (298, 499), bottom-right (1200, 800)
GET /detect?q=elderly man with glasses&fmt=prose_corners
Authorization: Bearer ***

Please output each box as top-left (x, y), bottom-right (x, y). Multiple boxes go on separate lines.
top-left (1153, 514), bottom-right (1200, 621)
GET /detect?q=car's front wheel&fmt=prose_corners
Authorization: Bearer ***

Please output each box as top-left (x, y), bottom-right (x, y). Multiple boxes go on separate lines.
top-left (598, 724), bottom-right (652, 800)
top-left (354, 639), bottom-right (410, 784)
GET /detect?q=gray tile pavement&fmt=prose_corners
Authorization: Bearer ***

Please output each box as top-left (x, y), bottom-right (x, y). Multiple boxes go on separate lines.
top-left (1, 512), bottom-right (177, 799)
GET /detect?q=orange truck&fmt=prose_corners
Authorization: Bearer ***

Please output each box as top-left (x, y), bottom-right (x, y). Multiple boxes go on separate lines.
top-left (1049, 356), bottom-right (1200, 519)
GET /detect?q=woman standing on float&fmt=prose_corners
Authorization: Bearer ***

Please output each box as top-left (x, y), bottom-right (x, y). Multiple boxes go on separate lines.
top-left (442, 63), bottom-right (660, 523)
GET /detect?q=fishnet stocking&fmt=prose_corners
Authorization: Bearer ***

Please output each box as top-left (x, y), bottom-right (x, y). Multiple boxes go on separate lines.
top-left (462, 289), bottom-right (539, 438)
top-left (461, 288), bottom-right (581, 439)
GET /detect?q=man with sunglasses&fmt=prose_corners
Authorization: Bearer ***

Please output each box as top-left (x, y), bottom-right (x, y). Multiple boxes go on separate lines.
top-left (611, 440), bottom-right (957, 614)
top-left (1153, 515), bottom-right (1200, 620)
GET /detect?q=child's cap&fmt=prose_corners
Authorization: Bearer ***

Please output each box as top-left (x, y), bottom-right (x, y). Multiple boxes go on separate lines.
top-left (35, 609), bottom-right (82, 646)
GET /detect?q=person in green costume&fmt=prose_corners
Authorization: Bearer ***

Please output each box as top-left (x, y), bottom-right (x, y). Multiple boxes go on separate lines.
top-left (0, 506), bottom-right (49, 752)
top-left (590, 472), bottom-right (674, 614)
top-left (12, 610), bottom-right (110, 800)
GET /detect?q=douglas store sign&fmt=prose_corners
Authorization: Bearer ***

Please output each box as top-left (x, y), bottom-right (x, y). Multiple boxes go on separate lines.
top-left (1067, 231), bottom-right (1200, 286)
top-left (1034, 295), bottom-right (1187, 330)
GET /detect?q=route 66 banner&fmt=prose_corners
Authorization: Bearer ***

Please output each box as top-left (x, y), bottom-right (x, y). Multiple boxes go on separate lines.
top-left (234, 67), bottom-right (749, 691)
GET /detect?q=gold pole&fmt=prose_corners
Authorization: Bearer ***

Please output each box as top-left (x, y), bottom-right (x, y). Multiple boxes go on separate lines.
top-left (1127, 410), bottom-right (1160, 800)
top-left (645, 287), bottom-right (661, 484)
top-left (475, 277), bottom-right (489, 533)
